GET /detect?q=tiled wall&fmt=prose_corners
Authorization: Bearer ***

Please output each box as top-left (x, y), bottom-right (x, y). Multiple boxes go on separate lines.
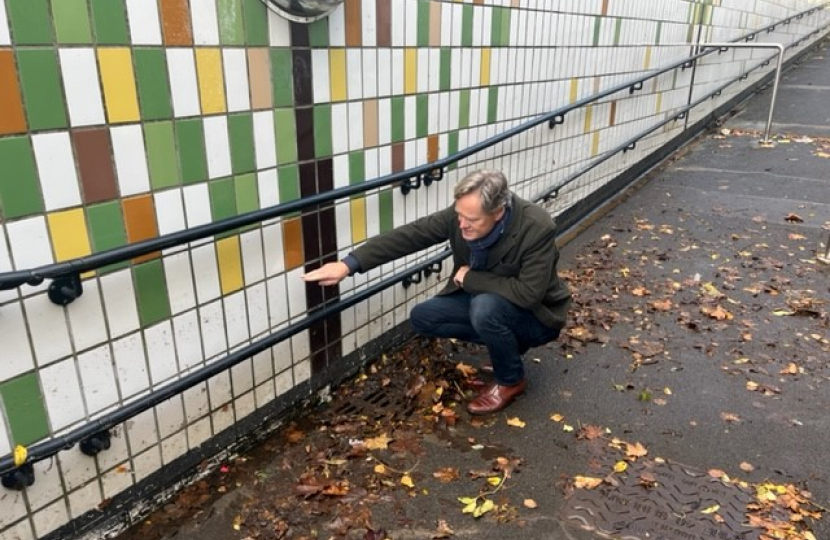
top-left (0, 0), bottom-right (827, 538)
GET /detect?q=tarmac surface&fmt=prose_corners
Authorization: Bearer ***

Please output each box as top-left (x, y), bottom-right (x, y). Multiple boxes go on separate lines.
top-left (117, 40), bottom-right (830, 540)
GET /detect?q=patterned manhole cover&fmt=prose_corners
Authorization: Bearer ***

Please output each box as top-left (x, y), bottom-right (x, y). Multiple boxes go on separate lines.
top-left (563, 459), bottom-right (760, 540)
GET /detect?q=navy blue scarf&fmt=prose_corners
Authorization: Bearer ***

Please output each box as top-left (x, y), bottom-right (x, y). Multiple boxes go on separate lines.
top-left (467, 205), bottom-right (512, 270)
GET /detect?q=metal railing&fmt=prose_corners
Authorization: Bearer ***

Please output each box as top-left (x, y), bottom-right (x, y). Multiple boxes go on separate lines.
top-left (1, 5), bottom-right (828, 488)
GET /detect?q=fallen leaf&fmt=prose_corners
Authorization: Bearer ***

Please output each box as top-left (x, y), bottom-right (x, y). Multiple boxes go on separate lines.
top-left (650, 299), bottom-right (673, 311)
top-left (12, 445), bottom-right (27, 468)
top-left (701, 504), bottom-right (720, 514)
top-left (772, 308), bottom-right (796, 316)
top-left (578, 425), bottom-right (605, 440)
top-left (363, 434), bottom-right (393, 450)
top-left (785, 213), bottom-right (804, 223)
top-left (614, 461), bottom-right (628, 473)
top-left (473, 499), bottom-right (495, 518)
top-left (740, 461), bottom-right (755, 472)
top-left (701, 304), bottom-right (733, 321)
top-left (550, 413), bottom-right (564, 422)
top-left (573, 476), bottom-right (603, 489)
top-left (780, 362), bottom-right (799, 375)
top-left (563, 424), bottom-right (574, 432)
top-left (455, 362), bottom-right (477, 378)
top-left (374, 464), bottom-right (388, 475)
top-left (523, 499), bottom-right (538, 509)
top-left (433, 467), bottom-right (460, 483)
top-left (720, 412), bottom-right (741, 423)
top-left (400, 474), bottom-right (415, 489)
top-left (788, 233), bottom-right (807, 240)
top-left (486, 477), bottom-right (501, 486)
top-left (506, 417), bottom-right (526, 428)
top-left (434, 519), bottom-right (454, 539)
top-left (232, 514), bottom-right (243, 531)
top-left (625, 442), bottom-right (648, 459)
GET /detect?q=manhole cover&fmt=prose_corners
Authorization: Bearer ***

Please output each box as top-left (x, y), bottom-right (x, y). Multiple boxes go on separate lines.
top-left (562, 459), bottom-right (760, 540)
top-left (329, 386), bottom-right (413, 420)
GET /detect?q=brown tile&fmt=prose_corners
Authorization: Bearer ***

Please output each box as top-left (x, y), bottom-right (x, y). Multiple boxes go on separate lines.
top-left (376, 0), bottom-right (391, 47)
top-left (609, 101), bottom-right (617, 126)
top-left (299, 161), bottom-right (317, 197)
top-left (0, 50), bottom-right (26, 135)
top-left (429, 1), bottom-right (442, 47)
top-left (248, 49), bottom-right (272, 110)
top-left (427, 135), bottom-right (439, 163)
top-left (290, 22), bottom-right (309, 47)
top-left (345, 0), bottom-right (362, 47)
top-left (159, 0), bottom-right (193, 46)
top-left (301, 211), bottom-right (320, 262)
top-left (292, 50), bottom-right (313, 107)
top-left (282, 217), bottom-right (304, 270)
top-left (601, 0), bottom-right (609, 16)
top-left (363, 100), bottom-right (378, 148)
top-left (122, 195), bottom-right (160, 263)
top-left (295, 107), bottom-right (314, 161)
top-left (73, 129), bottom-right (118, 204)
top-left (392, 142), bottom-right (405, 172)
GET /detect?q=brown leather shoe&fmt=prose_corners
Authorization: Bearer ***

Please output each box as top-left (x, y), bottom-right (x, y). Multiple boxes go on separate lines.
top-left (467, 380), bottom-right (527, 415)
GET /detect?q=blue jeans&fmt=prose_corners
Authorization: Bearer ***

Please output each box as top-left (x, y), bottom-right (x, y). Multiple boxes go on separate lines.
top-left (410, 291), bottom-right (560, 386)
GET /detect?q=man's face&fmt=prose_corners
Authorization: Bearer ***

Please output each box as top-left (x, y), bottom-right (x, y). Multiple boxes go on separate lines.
top-left (455, 192), bottom-right (505, 241)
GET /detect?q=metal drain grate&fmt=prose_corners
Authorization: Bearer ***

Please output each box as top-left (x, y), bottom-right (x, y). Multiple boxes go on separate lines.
top-left (329, 385), bottom-right (414, 420)
top-left (562, 459), bottom-right (759, 540)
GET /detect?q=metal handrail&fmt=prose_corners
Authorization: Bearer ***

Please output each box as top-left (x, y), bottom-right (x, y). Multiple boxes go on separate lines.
top-left (1, 8), bottom-right (827, 481)
top-left (0, 3), bottom-right (825, 298)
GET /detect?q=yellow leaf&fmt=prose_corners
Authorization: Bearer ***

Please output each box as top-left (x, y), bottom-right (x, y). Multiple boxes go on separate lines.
top-left (772, 309), bottom-right (796, 316)
top-left (550, 413), bottom-right (564, 422)
top-left (563, 424), bottom-right (574, 432)
top-left (401, 474), bottom-right (415, 488)
top-left (613, 461), bottom-right (628, 473)
top-left (363, 434), bottom-right (393, 450)
top-left (804, 532), bottom-right (817, 540)
top-left (701, 504), bottom-right (720, 514)
top-left (374, 464), bottom-right (387, 475)
top-left (458, 496), bottom-right (478, 505)
top-left (574, 476), bottom-right (603, 489)
top-left (13, 445), bottom-right (27, 467)
top-left (523, 499), bottom-right (538, 509)
top-left (462, 500), bottom-right (477, 514)
top-left (473, 499), bottom-right (495, 518)
top-left (746, 381), bottom-right (759, 391)
top-left (506, 417), bottom-right (526, 428)
top-left (232, 515), bottom-right (242, 531)
top-left (486, 477), bottom-right (501, 486)
top-left (663, 387), bottom-right (672, 395)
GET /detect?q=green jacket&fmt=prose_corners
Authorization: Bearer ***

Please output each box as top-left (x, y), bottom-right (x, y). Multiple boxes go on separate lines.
top-left (350, 194), bottom-right (571, 329)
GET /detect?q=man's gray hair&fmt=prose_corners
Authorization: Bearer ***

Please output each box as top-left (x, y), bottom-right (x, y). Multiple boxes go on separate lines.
top-left (454, 170), bottom-right (511, 214)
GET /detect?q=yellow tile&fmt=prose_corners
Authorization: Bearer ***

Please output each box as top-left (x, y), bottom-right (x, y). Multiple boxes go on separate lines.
top-left (195, 48), bottom-right (227, 114)
top-left (48, 209), bottom-right (92, 262)
top-left (330, 49), bottom-right (347, 101)
top-left (569, 78), bottom-right (579, 103)
top-left (351, 197), bottom-right (366, 244)
top-left (480, 48), bottom-right (491, 86)
top-left (591, 131), bottom-right (601, 157)
top-left (584, 105), bottom-right (593, 133)
top-left (656, 92), bottom-right (663, 113)
top-left (643, 46), bottom-right (652, 70)
top-left (216, 235), bottom-right (243, 294)
top-left (405, 48), bottom-right (417, 94)
top-left (97, 48), bottom-right (140, 123)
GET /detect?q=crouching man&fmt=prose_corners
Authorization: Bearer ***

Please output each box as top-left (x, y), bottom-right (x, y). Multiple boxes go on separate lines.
top-left (302, 170), bottom-right (571, 414)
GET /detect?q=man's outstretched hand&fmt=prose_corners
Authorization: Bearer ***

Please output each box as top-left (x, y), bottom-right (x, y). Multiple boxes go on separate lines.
top-left (302, 261), bottom-right (350, 286)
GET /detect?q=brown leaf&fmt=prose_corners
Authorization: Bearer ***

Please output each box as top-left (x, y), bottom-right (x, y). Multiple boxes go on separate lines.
top-left (432, 467), bottom-right (460, 484)
top-left (625, 442), bottom-right (648, 460)
top-left (523, 499), bottom-right (538, 509)
top-left (701, 304), bottom-right (733, 321)
top-left (631, 286), bottom-right (650, 297)
top-left (577, 425), bottom-right (605, 440)
top-left (649, 299), bottom-right (673, 311)
top-left (285, 427), bottom-right (305, 443)
top-left (433, 520), bottom-right (454, 539)
top-left (364, 529), bottom-right (389, 540)
top-left (573, 476), bottom-right (603, 489)
top-left (785, 213), bottom-right (804, 223)
top-left (740, 461), bottom-right (755, 472)
top-left (455, 362), bottom-right (478, 378)
top-left (363, 434), bottom-right (393, 450)
top-left (405, 374), bottom-right (427, 399)
top-left (720, 412), bottom-right (741, 423)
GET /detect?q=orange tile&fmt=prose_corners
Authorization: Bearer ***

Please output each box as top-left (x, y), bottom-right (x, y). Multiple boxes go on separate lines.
top-left (427, 135), bottom-right (439, 163)
top-left (0, 50), bottom-right (27, 135)
top-left (609, 101), bottom-right (617, 126)
top-left (248, 48), bottom-right (272, 110)
top-left (601, 0), bottom-right (609, 16)
top-left (429, 2), bottom-right (442, 47)
top-left (345, 0), bottom-right (362, 47)
top-left (282, 217), bottom-right (304, 270)
top-left (122, 195), bottom-right (160, 263)
top-left (363, 100), bottom-right (378, 148)
top-left (159, 0), bottom-right (193, 46)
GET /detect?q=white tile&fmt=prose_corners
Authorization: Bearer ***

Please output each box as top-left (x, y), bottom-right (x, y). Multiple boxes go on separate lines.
top-left (41, 357), bottom-right (85, 430)
top-left (155, 396), bottom-right (185, 438)
top-left (333, 154), bottom-right (349, 188)
top-left (223, 49), bottom-right (250, 112)
top-left (376, 49), bottom-right (391, 97)
top-left (230, 358), bottom-right (254, 396)
top-left (266, 274), bottom-right (289, 327)
top-left (100, 270), bottom-right (140, 338)
top-left (211, 400), bottom-right (233, 432)
top-left (68, 481), bottom-right (102, 520)
top-left (328, 4), bottom-right (346, 46)
top-left (7, 216), bottom-right (53, 271)
top-left (3, 518), bottom-right (34, 540)
top-left (331, 103), bottom-right (349, 155)
top-left (58, 448), bottom-right (98, 493)
top-left (311, 50), bottom-right (330, 104)
top-left (0, 409), bottom-right (9, 455)
top-left (261, 222), bottom-right (284, 277)
top-left (182, 184), bottom-right (212, 228)
top-left (418, 49), bottom-right (429, 94)
top-left (246, 283), bottom-right (268, 337)
top-left (0, 491), bottom-right (27, 530)
top-left (252, 349), bottom-right (273, 384)
top-left (347, 49), bottom-right (363, 101)
top-left (76, 345), bottom-right (118, 414)
top-left (1, 302), bottom-right (35, 379)
top-left (145, 321), bottom-right (178, 385)
top-left (405, 0), bottom-right (418, 46)
top-left (348, 102), bottom-right (364, 151)
top-left (153, 189), bottom-right (187, 236)
top-left (207, 370), bottom-right (232, 407)
top-left (391, 0), bottom-right (405, 47)
top-left (183, 382), bottom-right (209, 423)
top-left (240, 229), bottom-right (265, 284)
top-left (111, 125), bottom-right (151, 197)
top-left (391, 49), bottom-right (404, 95)
top-left (112, 332), bottom-right (150, 399)
top-left (441, 3), bottom-right (452, 45)
top-left (125, 0), bottom-right (162, 45)
top-left (59, 48), bottom-right (105, 127)
top-left (25, 459), bottom-right (64, 511)
top-left (234, 391), bottom-right (255, 420)
top-left (126, 408), bottom-right (157, 454)
top-left (362, 49), bottom-right (377, 99)
top-left (31, 499), bottom-right (69, 538)
top-left (167, 49), bottom-right (200, 118)
top-left (66, 279), bottom-right (107, 352)
top-left (163, 252), bottom-right (196, 314)
top-left (95, 428), bottom-right (128, 472)
top-left (191, 243), bottom-right (221, 303)
top-left (428, 49), bottom-right (440, 93)
top-left (257, 168), bottom-right (279, 208)
top-left (24, 293), bottom-right (72, 366)
top-left (132, 447), bottom-right (161, 482)
top-left (0, 0), bottom-right (10, 45)
top-left (404, 95), bottom-right (416, 140)
top-left (253, 111), bottom-right (277, 169)
top-left (268, 10), bottom-right (291, 46)
top-left (203, 115), bottom-right (232, 178)
top-left (161, 430), bottom-right (188, 464)
top-left (199, 300), bottom-right (227, 359)
top-left (275, 367), bottom-right (293, 395)
top-left (100, 462), bottom-right (133, 500)
top-left (173, 310), bottom-right (203, 371)
top-left (191, 0), bottom-right (220, 44)
top-left (224, 291), bottom-right (248, 347)
top-left (286, 268), bottom-right (306, 319)
top-left (377, 98), bottom-right (391, 145)
top-left (186, 415), bottom-right (211, 447)
top-left (294, 358), bottom-right (311, 385)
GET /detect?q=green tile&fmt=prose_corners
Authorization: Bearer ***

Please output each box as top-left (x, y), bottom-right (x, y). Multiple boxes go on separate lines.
top-left (52, 0), bottom-right (92, 44)
top-left (592, 17), bottom-right (601, 46)
top-left (90, 0), bottom-right (129, 44)
top-left (144, 121), bottom-right (180, 190)
top-left (228, 113), bottom-right (255, 174)
top-left (274, 109), bottom-right (298, 165)
top-left (417, 0), bottom-right (430, 47)
top-left (134, 48), bottom-right (172, 121)
top-left (500, 8), bottom-right (511, 46)
top-left (0, 373), bottom-right (50, 446)
top-left (447, 131), bottom-right (459, 171)
top-left (217, 0), bottom-right (244, 45)
top-left (440, 49), bottom-right (451, 91)
top-left (459, 90), bottom-right (470, 129)
top-left (348, 151), bottom-right (364, 185)
top-left (491, 8), bottom-right (502, 47)
top-left (271, 50), bottom-right (294, 108)
top-left (278, 165), bottom-right (300, 203)
top-left (655, 21), bottom-right (663, 44)
top-left (461, 5), bottom-right (473, 47)
top-left (16, 49), bottom-right (67, 131)
top-left (487, 87), bottom-right (499, 124)
top-left (235, 173), bottom-right (259, 214)
top-left (308, 18), bottom-right (329, 47)
top-left (243, 0), bottom-right (268, 45)
top-left (391, 96), bottom-right (405, 143)
top-left (613, 18), bottom-right (622, 46)
top-left (0, 136), bottom-right (43, 219)
top-left (416, 95), bottom-right (428, 139)
top-left (134, 260), bottom-right (171, 328)
top-left (379, 189), bottom-right (393, 233)
top-left (7, 0), bottom-right (52, 45)
top-left (175, 119), bottom-right (208, 184)
top-left (210, 177), bottom-right (237, 221)
top-left (87, 201), bottom-right (127, 252)
top-left (313, 105), bottom-right (332, 158)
